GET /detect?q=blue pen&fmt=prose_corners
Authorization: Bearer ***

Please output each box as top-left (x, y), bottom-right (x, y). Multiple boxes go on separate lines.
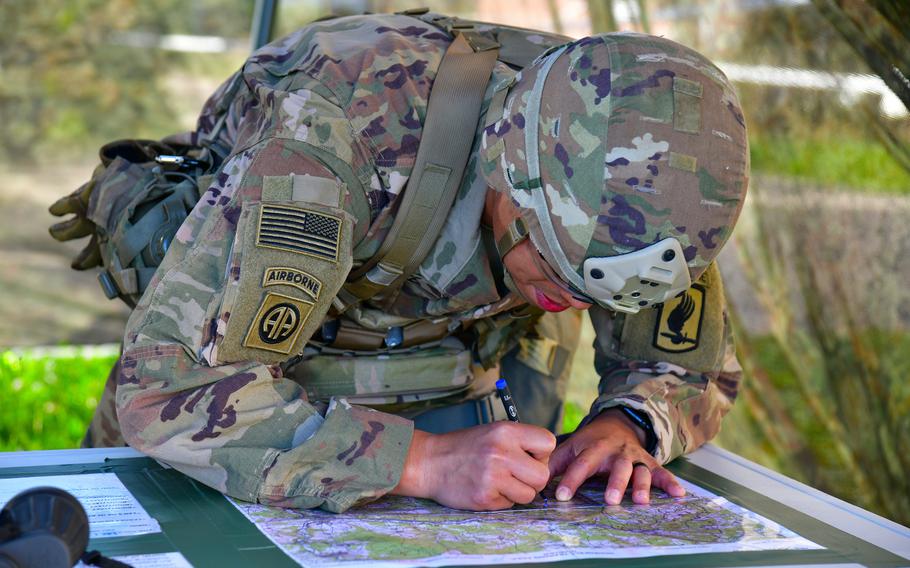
top-left (496, 377), bottom-right (547, 506)
top-left (496, 378), bottom-right (521, 422)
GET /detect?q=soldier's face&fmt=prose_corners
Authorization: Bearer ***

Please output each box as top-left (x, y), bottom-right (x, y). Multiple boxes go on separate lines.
top-left (503, 240), bottom-right (593, 312)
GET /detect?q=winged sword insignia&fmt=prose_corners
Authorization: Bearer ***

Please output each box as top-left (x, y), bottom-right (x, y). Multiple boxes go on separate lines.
top-left (653, 283), bottom-right (705, 353)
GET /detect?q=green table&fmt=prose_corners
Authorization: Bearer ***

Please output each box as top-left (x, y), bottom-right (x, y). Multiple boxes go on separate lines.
top-left (1, 445), bottom-right (907, 567)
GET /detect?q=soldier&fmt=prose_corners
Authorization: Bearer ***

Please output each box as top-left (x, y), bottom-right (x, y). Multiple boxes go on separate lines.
top-left (50, 12), bottom-right (747, 512)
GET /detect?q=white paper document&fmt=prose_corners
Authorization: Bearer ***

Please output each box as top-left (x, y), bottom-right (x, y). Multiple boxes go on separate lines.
top-left (231, 478), bottom-right (823, 567)
top-left (76, 553), bottom-right (193, 568)
top-left (110, 553), bottom-right (193, 568)
top-left (0, 473), bottom-right (161, 538)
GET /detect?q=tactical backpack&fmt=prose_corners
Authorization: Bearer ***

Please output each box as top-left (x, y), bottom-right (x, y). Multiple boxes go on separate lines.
top-left (51, 9), bottom-right (569, 316)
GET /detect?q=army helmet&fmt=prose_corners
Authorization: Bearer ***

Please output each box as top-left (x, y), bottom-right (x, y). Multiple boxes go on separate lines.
top-left (481, 32), bottom-right (749, 313)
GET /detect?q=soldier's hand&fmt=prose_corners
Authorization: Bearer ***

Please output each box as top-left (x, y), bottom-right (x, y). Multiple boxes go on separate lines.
top-left (548, 408), bottom-right (685, 505)
top-left (393, 422), bottom-right (555, 510)
top-left (48, 170), bottom-right (103, 270)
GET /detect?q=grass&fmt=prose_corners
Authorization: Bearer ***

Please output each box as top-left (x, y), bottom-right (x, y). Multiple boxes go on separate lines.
top-left (562, 401), bottom-right (587, 434)
top-left (749, 134), bottom-right (910, 195)
top-left (0, 347), bottom-right (117, 451)
top-left (0, 343), bottom-right (590, 448)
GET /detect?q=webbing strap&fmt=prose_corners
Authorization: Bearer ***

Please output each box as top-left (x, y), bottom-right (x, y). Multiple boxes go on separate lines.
top-left (345, 33), bottom-right (499, 301)
top-left (495, 218), bottom-right (529, 259)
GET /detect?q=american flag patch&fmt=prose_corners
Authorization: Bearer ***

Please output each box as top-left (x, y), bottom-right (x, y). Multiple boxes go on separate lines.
top-left (256, 205), bottom-right (341, 261)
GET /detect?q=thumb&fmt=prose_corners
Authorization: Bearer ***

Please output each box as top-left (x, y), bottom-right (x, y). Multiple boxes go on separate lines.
top-left (547, 440), bottom-right (577, 478)
top-left (71, 236), bottom-right (102, 270)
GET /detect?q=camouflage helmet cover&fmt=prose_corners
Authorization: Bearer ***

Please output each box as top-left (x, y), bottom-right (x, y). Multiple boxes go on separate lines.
top-left (480, 32), bottom-right (749, 310)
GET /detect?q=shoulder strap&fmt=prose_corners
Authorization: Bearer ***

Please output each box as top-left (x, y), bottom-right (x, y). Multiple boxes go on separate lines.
top-left (410, 10), bottom-right (571, 69)
top-left (343, 31), bottom-right (499, 304)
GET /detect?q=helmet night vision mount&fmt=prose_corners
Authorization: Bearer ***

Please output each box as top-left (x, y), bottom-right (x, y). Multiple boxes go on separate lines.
top-left (582, 238), bottom-right (691, 314)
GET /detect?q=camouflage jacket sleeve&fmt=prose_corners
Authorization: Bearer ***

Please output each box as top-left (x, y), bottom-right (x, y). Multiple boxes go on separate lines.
top-left (585, 262), bottom-right (742, 464)
top-left (116, 137), bottom-right (413, 513)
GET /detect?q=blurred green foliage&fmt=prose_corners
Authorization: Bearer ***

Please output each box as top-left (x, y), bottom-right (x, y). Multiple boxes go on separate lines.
top-left (562, 401), bottom-right (586, 434)
top-left (729, 1), bottom-right (910, 192)
top-left (0, 350), bottom-right (117, 451)
top-left (0, 1), bottom-right (252, 163)
top-left (714, 174), bottom-right (910, 525)
top-left (717, 329), bottom-right (910, 526)
top-left (749, 133), bottom-right (910, 194)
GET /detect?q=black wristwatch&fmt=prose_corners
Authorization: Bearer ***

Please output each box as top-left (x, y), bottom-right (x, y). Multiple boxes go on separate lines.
top-left (618, 406), bottom-right (658, 455)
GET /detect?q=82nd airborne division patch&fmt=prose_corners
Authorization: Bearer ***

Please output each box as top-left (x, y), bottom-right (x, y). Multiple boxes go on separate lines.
top-left (653, 283), bottom-right (706, 353)
top-left (243, 292), bottom-right (313, 354)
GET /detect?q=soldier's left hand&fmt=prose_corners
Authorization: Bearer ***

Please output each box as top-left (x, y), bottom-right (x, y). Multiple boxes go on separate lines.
top-left (48, 171), bottom-right (103, 270)
top-left (547, 408), bottom-right (685, 505)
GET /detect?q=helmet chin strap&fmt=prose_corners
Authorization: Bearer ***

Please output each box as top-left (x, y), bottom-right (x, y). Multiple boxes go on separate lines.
top-left (494, 218), bottom-right (529, 260)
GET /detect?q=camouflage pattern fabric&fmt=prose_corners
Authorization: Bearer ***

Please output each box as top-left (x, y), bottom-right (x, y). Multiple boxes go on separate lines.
top-left (110, 14), bottom-right (743, 513)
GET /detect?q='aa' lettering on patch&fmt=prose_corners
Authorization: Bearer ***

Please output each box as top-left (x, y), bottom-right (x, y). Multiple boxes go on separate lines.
top-left (256, 204), bottom-right (341, 262)
top-left (262, 267), bottom-right (322, 301)
top-left (243, 292), bottom-right (313, 354)
top-left (653, 283), bottom-right (706, 353)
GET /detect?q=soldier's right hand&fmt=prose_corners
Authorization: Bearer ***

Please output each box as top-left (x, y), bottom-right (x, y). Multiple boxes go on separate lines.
top-left (391, 422), bottom-right (555, 510)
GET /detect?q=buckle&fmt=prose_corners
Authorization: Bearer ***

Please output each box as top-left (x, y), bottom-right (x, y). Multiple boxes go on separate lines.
top-left (385, 326), bottom-right (404, 348)
top-left (454, 29), bottom-right (499, 53)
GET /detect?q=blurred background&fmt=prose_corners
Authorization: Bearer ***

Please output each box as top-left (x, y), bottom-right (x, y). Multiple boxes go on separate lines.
top-left (1, 0), bottom-right (907, 525)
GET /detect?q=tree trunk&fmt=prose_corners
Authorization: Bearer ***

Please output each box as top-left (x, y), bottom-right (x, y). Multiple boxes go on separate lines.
top-left (587, 0), bottom-right (616, 33)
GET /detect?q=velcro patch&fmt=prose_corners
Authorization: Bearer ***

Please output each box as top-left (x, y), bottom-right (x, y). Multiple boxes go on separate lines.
top-left (669, 152), bottom-right (698, 172)
top-left (243, 292), bottom-right (313, 354)
top-left (653, 283), bottom-right (705, 353)
top-left (262, 267), bottom-right (322, 300)
top-left (292, 174), bottom-right (343, 207)
top-left (257, 204), bottom-right (341, 262)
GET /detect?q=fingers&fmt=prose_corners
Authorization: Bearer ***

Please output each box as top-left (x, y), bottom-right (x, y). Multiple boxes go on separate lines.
top-left (608, 462), bottom-right (683, 505)
top-left (513, 423), bottom-right (556, 460)
top-left (467, 486), bottom-right (515, 511)
top-left (547, 440), bottom-right (576, 478)
top-left (497, 477), bottom-right (538, 506)
top-left (553, 446), bottom-right (602, 502)
top-left (631, 462), bottom-right (652, 504)
top-left (71, 237), bottom-right (102, 270)
top-left (49, 217), bottom-right (94, 241)
top-left (48, 181), bottom-right (93, 217)
top-left (418, 423), bottom-right (555, 511)
top-left (508, 450), bottom-right (551, 493)
top-left (652, 465), bottom-right (686, 498)
top-left (48, 194), bottom-right (81, 217)
top-left (604, 456), bottom-right (633, 505)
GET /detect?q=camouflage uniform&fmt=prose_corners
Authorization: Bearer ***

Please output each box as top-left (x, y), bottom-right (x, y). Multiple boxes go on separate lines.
top-left (101, 14), bottom-right (744, 513)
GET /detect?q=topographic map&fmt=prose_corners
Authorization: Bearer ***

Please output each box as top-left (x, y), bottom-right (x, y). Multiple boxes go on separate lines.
top-left (231, 478), bottom-right (821, 567)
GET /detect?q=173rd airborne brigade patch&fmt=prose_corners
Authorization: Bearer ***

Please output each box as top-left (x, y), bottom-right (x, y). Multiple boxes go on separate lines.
top-left (653, 283), bottom-right (705, 353)
top-left (617, 262), bottom-right (725, 370)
